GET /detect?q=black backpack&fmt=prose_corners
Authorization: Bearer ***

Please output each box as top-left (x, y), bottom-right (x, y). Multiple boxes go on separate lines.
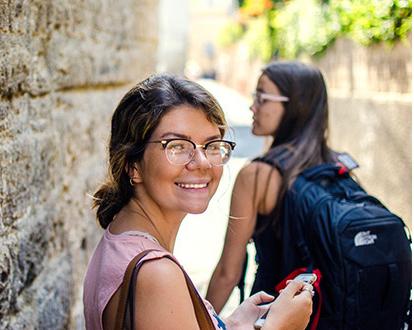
top-left (242, 156), bottom-right (412, 330)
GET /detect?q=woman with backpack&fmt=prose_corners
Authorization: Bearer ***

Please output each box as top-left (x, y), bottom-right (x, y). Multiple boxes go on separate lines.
top-left (206, 60), bottom-right (412, 330)
top-left (206, 61), bottom-right (336, 312)
top-left (83, 73), bottom-right (313, 329)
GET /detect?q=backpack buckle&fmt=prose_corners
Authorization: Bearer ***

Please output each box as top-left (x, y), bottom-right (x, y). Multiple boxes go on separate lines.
top-left (337, 163), bottom-right (348, 175)
top-left (336, 153), bottom-right (359, 175)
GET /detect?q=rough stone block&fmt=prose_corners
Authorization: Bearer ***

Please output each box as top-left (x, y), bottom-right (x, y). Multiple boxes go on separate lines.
top-left (0, 239), bottom-right (17, 320)
top-left (0, 0), bottom-right (160, 95)
top-left (1, 0), bottom-right (159, 327)
top-left (1, 253), bottom-right (72, 329)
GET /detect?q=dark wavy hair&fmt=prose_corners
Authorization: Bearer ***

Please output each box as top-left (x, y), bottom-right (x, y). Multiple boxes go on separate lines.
top-left (259, 61), bottom-right (335, 228)
top-left (93, 74), bottom-right (227, 229)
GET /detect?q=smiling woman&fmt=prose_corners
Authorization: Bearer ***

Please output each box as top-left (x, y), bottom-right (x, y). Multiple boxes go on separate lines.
top-left (82, 73), bottom-right (312, 330)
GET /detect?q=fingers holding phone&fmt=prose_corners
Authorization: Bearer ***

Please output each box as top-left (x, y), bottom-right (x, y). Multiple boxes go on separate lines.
top-left (290, 273), bottom-right (316, 297)
top-left (254, 274), bottom-right (315, 330)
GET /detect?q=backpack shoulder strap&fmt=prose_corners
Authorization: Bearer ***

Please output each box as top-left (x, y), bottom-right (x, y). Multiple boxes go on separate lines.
top-left (237, 250), bottom-right (249, 304)
top-left (115, 249), bottom-right (216, 330)
top-left (253, 146), bottom-right (291, 174)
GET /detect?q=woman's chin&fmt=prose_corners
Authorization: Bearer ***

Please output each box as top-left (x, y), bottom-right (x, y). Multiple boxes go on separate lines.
top-left (185, 204), bottom-right (209, 214)
top-left (252, 127), bottom-right (264, 136)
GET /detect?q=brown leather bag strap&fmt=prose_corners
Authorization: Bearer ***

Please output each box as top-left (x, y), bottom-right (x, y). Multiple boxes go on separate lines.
top-left (114, 249), bottom-right (158, 330)
top-left (114, 250), bottom-right (216, 330)
top-left (174, 258), bottom-right (217, 330)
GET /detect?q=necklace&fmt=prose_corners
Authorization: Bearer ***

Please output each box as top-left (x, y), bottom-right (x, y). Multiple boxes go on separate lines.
top-left (129, 198), bottom-right (170, 251)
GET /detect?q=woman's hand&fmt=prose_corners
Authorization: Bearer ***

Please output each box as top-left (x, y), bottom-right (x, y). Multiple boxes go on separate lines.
top-left (263, 280), bottom-right (313, 330)
top-left (225, 291), bottom-right (275, 330)
top-left (225, 280), bottom-right (312, 330)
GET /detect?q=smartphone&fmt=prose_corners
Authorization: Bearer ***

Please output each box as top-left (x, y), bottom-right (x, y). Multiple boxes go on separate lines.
top-left (254, 310), bottom-right (268, 330)
top-left (294, 273), bottom-right (317, 285)
top-left (253, 273), bottom-right (317, 329)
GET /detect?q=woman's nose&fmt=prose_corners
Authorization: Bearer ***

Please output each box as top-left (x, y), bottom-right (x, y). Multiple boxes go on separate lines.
top-left (250, 104), bottom-right (257, 113)
top-left (186, 148), bottom-right (212, 170)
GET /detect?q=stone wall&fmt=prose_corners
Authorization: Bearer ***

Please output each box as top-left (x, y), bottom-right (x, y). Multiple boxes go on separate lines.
top-left (0, 1), bottom-right (159, 329)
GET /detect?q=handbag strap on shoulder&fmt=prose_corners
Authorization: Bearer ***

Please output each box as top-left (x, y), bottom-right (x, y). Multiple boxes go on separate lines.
top-left (114, 249), bottom-right (158, 329)
top-left (114, 249), bottom-right (216, 330)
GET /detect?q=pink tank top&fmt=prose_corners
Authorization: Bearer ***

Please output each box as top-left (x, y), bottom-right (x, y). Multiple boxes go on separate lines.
top-left (83, 227), bottom-right (224, 329)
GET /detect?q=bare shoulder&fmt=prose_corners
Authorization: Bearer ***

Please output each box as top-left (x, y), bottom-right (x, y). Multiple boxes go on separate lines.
top-left (237, 161), bottom-right (281, 186)
top-left (135, 256), bottom-right (199, 329)
top-left (235, 160), bottom-right (282, 214)
top-left (137, 256), bottom-right (186, 289)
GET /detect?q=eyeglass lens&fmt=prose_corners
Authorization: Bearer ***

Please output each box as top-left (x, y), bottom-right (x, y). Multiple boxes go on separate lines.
top-left (165, 140), bottom-right (232, 166)
top-left (253, 92), bottom-right (263, 106)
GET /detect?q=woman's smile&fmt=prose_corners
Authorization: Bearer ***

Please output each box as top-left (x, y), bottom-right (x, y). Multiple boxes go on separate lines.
top-left (175, 180), bottom-right (210, 198)
top-left (175, 181), bottom-right (209, 189)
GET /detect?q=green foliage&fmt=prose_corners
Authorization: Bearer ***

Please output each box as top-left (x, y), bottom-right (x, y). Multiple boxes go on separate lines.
top-left (217, 0), bottom-right (412, 60)
top-left (331, 0), bottom-right (412, 45)
top-left (217, 21), bottom-right (245, 48)
top-left (272, 0), bottom-right (339, 59)
top-left (244, 17), bottom-right (274, 60)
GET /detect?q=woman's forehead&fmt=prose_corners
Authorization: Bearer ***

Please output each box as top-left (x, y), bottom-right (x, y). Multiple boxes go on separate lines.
top-left (258, 74), bottom-right (271, 86)
top-left (151, 105), bottom-right (221, 139)
top-left (258, 74), bottom-right (279, 93)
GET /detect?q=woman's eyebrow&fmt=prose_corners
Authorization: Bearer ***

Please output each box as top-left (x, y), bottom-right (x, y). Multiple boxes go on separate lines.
top-left (160, 132), bottom-right (189, 139)
top-left (159, 132), bottom-right (222, 142)
top-left (205, 134), bottom-right (222, 141)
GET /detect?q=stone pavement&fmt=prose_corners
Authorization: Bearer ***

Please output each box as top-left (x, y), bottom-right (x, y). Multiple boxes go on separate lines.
top-left (174, 79), bottom-right (265, 317)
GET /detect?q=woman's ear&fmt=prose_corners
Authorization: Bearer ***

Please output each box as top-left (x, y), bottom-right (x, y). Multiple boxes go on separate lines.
top-left (126, 162), bottom-right (143, 185)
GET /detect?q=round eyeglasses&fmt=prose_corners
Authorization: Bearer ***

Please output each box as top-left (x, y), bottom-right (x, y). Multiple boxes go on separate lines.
top-left (252, 91), bottom-right (289, 106)
top-left (147, 138), bottom-right (236, 166)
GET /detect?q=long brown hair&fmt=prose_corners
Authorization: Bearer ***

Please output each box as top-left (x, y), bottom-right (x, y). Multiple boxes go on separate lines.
top-left (93, 74), bottom-right (227, 229)
top-left (259, 61), bottom-right (335, 229)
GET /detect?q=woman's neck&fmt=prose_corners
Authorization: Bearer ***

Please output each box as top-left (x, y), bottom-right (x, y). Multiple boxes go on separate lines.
top-left (114, 197), bottom-right (185, 252)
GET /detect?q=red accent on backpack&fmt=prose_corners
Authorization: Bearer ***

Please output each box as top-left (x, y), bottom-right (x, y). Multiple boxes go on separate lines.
top-left (275, 268), bottom-right (323, 330)
top-left (336, 162), bottom-right (348, 175)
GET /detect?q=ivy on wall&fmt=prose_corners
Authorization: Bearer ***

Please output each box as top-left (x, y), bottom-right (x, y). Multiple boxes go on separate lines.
top-left (218, 0), bottom-right (412, 60)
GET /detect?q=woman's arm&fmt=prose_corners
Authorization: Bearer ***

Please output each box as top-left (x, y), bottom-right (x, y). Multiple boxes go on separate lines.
top-left (206, 162), bottom-right (281, 313)
top-left (135, 257), bottom-right (200, 329)
top-left (206, 163), bottom-right (259, 312)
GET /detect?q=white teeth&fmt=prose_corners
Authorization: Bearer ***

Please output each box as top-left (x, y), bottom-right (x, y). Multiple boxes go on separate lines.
top-left (177, 183), bottom-right (208, 189)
